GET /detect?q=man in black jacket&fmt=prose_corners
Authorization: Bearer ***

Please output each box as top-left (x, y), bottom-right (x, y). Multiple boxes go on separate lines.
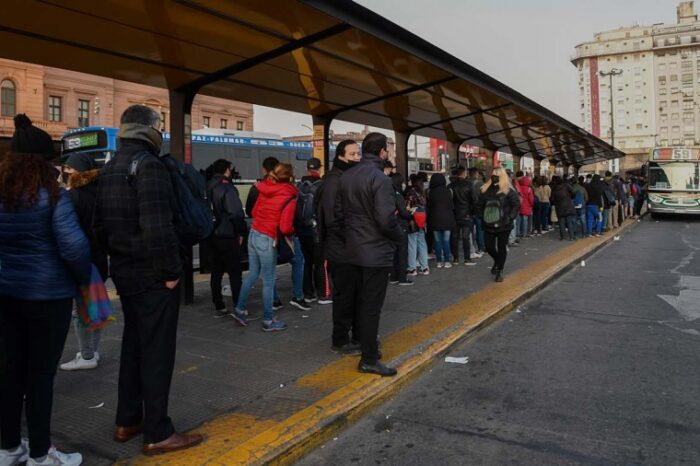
top-left (94, 105), bottom-right (203, 455)
top-left (450, 166), bottom-right (477, 265)
top-left (208, 159), bottom-right (247, 316)
top-left (334, 133), bottom-right (402, 376)
top-left (585, 174), bottom-right (605, 236)
top-left (317, 140), bottom-right (361, 355)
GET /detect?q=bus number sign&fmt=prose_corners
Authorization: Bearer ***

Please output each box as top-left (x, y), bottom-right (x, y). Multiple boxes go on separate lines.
top-left (64, 132), bottom-right (99, 151)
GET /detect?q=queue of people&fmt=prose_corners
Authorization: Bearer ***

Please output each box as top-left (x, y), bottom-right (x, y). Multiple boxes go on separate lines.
top-left (0, 107), bottom-right (648, 465)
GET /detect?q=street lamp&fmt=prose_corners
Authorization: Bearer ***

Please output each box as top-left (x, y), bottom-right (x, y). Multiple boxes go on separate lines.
top-left (600, 68), bottom-right (623, 172)
top-left (301, 123), bottom-right (313, 133)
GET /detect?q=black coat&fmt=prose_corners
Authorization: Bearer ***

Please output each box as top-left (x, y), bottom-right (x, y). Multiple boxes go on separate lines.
top-left (450, 177), bottom-right (475, 224)
top-left (208, 175), bottom-right (247, 239)
top-left (478, 184), bottom-right (521, 234)
top-left (551, 183), bottom-right (576, 218)
top-left (68, 169), bottom-right (108, 281)
top-left (334, 154), bottom-right (402, 268)
top-left (94, 139), bottom-right (181, 296)
top-left (317, 158), bottom-right (354, 263)
top-left (585, 178), bottom-right (605, 208)
top-left (427, 173), bottom-right (457, 231)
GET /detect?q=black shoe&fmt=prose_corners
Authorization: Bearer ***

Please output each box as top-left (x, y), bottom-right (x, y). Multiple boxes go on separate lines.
top-left (272, 300), bottom-right (284, 311)
top-left (331, 342), bottom-right (362, 356)
top-left (213, 307), bottom-right (228, 318)
top-left (495, 270), bottom-right (504, 282)
top-left (358, 361), bottom-right (397, 377)
top-left (491, 264), bottom-right (499, 275)
top-left (289, 298), bottom-right (311, 311)
top-left (398, 280), bottom-right (414, 286)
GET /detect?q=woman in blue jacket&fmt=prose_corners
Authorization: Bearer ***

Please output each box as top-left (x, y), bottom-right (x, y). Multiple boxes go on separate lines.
top-left (0, 115), bottom-right (91, 466)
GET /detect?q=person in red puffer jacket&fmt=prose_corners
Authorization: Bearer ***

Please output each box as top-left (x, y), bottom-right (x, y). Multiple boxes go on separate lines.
top-left (514, 172), bottom-right (535, 238)
top-left (233, 163), bottom-right (297, 332)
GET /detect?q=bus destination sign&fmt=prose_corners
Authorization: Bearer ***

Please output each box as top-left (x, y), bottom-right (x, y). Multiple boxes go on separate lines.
top-left (63, 132), bottom-right (100, 151)
top-left (652, 148), bottom-right (700, 161)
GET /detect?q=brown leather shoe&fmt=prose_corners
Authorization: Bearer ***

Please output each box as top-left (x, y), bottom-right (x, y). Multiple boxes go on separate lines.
top-left (113, 423), bottom-right (143, 443)
top-left (142, 432), bottom-right (204, 456)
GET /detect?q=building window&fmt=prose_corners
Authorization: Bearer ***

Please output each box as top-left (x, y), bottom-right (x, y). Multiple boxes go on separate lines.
top-left (236, 120), bottom-right (244, 131)
top-left (672, 113), bottom-right (680, 120)
top-left (660, 139), bottom-right (668, 146)
top-left (672, 126), bottom-right (681, 133)
top-left (220, 118), bottom-right (227, 129)
top-left (78, 99), bottom-right (90, 127)
top-left (48, 96), bottom-right (62, 122)
top-left (0, 79), bottom-right (16, 117)
top-left (670, 74), bottom-right (678, 81)
top-left (203, 116), bottom-right (210, 128)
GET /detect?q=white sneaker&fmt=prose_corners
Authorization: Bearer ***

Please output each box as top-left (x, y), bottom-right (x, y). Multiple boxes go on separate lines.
top-left (60, 352), bottom-right (99, 371)
top-left (0, 438), bottom-right (28, 466)
top-left (436, 262), bottom-right (444, 268)
top-left (469, 252), bottom-right (479, 259)
top-left (444, 262), bottom-right (453, 269)
top-left (27, 447), bottom-right (82, 466)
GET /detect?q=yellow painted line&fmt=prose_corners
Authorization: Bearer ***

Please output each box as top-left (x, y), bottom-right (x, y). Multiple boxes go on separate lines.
top-left (120, 220), bottom-right (637, 466)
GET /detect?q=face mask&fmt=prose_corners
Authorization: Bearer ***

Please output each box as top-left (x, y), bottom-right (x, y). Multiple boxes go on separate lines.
top-left (491, 175), bottom-right (499, 184)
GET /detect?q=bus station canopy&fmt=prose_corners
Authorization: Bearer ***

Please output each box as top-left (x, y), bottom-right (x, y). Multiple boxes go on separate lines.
top-left (0, 0), bottom-right (623, 166)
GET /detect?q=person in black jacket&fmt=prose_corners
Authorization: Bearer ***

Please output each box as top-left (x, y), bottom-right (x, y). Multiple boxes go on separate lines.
top-left (389, 173), bottom-right (414, 286)
top-left (208, 159), bottom-right (247, 316)
top-left (59, 153), bottom-right (109, 372)
top-left (550, 176), bottom-right (577, 241)
top-left (585, 174), bottom-right (605, 237)
top-left (427, 173), bottom-right (457, 268)
top-left (334, 132), bottom-right (402, 376)
top-left (479, 166), bottom-right (520, 282)
top-left (317, 140), bottom-right (362, 355)
top-left (450, 166), bottom-right (477, 266)
top-left (94, 105), bottom-right (203, 455)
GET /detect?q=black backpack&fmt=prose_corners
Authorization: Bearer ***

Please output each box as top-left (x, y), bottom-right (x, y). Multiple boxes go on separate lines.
top-left (129, 153), bottom-right (214, 247)
top-left (296, 179), bottom-right (322, 228)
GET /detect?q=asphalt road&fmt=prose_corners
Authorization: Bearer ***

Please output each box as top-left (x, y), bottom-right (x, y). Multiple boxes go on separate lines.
top-left (297, 216), bottom-right (700, 466)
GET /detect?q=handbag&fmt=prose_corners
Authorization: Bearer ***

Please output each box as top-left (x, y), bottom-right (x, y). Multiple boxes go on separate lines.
top-left (75, 264), bottom-right (115, 331)
top-left (277, 231), bottom-right (295, 263)
top-left (413, 207), bottom-right (427, 229)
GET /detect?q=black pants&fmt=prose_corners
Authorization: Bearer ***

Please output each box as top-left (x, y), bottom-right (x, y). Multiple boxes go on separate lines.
top-left (390, 230), bottom-right (408, 283)
top-left (484, 230), bottom-right (510, 271)
top-left (355, 266), bottom-right (391, 365)
top-left (209, 236), bottom-right (242, 309)
top-left (116, 285), bottom-right (180, 444)
top-left (0, 296), bottom-right (72, 458)
top-left (328, 261), bottom-right (360, 347)
top-left (299, 235), bottom-right (329, 299)
top-left (453, 219), bottom-right (474, 262)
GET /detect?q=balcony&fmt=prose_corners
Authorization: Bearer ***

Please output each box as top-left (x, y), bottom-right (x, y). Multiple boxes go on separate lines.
top-left (0, 116), bottom-right (68, 140)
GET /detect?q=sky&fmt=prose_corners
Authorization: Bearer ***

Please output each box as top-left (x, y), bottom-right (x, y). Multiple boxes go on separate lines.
top-left (253, 0), bottom-right (678, 139)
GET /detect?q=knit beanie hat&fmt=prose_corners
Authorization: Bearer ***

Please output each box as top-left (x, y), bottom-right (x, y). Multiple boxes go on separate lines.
top-left (10, 114), bottom-right (55, 160)
top-left (65, 152), bottom-right (97, 172)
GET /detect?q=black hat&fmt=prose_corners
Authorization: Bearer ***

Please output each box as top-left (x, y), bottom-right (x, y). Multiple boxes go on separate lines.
top-left (307, 157), bottom-right (322, 170)
top-left (65, 153), bottom-right (97, 172)
top-left (10, 114), bottom-right (55, 160)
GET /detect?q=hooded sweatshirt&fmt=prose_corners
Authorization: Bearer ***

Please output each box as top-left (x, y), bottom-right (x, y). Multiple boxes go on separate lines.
top-left (251, 178), bottom-right (298, 238)
top-left (427, 173), bottom-right (457, 231)
top-left (515, 176), bottom-right (535, 215)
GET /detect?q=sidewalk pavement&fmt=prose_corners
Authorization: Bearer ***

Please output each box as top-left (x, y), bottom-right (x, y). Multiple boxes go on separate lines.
top-left (49, 223), bottom-right (638, 465)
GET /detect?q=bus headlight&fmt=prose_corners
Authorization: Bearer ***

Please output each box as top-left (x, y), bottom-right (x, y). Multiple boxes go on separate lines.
top-left (648, 193), bottom-right (664, 204)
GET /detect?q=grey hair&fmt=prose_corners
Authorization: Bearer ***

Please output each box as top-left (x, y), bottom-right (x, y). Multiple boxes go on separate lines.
top-left (120, 105), bottom-right (160, 127)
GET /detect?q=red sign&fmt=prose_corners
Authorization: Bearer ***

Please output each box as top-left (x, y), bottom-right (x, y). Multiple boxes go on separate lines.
top-left (590, 57), bottom-right (600, 137)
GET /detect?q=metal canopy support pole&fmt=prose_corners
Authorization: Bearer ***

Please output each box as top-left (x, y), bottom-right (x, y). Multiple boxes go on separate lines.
top-left (512, 154), bottom-right (522, 173)
top-left (574, 165), bottom-right (581, 178)
top-left (169, 90), bottom-right (196, 304)
top-left (394, 131), bottom-right (411, 179)
top-left (311, 115), bottom-right (332, 175)
top-left (533, 157), bottom-right (542, 177)
top-left (446, 140), bottom-right (460, 170)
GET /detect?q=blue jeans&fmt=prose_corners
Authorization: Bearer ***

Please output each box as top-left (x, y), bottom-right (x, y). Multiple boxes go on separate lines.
top-left (518, 215), bottom-right (529, 237)
top-left (576, 207), bottom-right (587, 236)
top-left (71, 310), bottom-right (101, 360)
top-left (602, 208), bottom-right (610, 231)
top-left (586, 205), bottom-right (602, 235)
top-left (237, 229), bottom-right (278, 322)
top-left (474, 216), bottom-right (485, 252)
top-left (540, 203), bottom-right (551, 229)
top-left (509, 223), bottom-right (517, 244)
top-left (432, 230), bottom-right (451, 263)
top-left (408, 230), bottom-right (428, 270)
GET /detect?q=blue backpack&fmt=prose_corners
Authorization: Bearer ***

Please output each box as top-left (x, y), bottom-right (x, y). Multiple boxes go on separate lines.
top-left (129, 153), bottom-right (214, 247)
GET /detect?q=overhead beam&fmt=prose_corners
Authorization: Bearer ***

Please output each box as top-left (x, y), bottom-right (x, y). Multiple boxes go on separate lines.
top-left (409, 103), bottom-right (513, 132)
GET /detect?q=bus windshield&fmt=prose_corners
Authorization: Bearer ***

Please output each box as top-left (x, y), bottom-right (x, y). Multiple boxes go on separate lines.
top-left (648, 161), bottom-right (700, 191)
